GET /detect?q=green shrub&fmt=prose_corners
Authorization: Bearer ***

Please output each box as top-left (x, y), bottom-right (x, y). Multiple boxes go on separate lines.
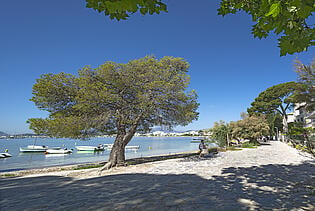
top-left (208, 147), bottom-right (219, 153)
top-left (241, 142), bottom-right (257, 148)
top-left (73, 164), bottom-right (103, 170)
top-left (226, 146), bottom-right (242, 151)
top-left (1, 173), bottom-right (16, 178)
top-left (295, 144), bottom-right (301, 150)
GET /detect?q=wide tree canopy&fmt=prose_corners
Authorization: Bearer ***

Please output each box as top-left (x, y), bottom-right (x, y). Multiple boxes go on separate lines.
top-left (85, 0), bottom-right (315, 56)
top-left (230, 115), bottom-right (270, 142)
top-left (247, 81), bottom-right (302, 133)
top-left (28, 56), bottom-right (199, 169)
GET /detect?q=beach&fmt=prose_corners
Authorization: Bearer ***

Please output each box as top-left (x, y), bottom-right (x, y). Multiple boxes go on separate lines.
top-left (0, 140), bottom-right (314, 210)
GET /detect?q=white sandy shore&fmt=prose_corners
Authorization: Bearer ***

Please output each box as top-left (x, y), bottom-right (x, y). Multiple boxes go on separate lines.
top-left (0, 141), bottom-right (314, 210)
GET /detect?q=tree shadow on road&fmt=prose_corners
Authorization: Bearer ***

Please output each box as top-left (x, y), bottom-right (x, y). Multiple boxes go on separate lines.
top-left (1, 161), bottom-right (314, 210)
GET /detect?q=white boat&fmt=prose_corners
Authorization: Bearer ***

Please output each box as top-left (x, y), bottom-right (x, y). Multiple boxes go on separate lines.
top-left (19, 145), bottom-right (61, 153)
top-left (125, 145), bottom-right (140, 150)
top-left (20, 145), bottom-right (48, 152)
top-left (45, 148), bottom-right (73, 154)
top-left (103, 144), bottom-right (113, 149)
top-left (27, 145), bottom-right (48, 150)
top-left (75, 145), bottom-right (105, 151)
top-left (104, 144), bottom-right (140, 150)
top-left (0, 152), bottom-right (12, 158)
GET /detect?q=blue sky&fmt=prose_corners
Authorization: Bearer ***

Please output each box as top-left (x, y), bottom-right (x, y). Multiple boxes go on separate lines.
top-left (0, 0), bottom-right (314, 134)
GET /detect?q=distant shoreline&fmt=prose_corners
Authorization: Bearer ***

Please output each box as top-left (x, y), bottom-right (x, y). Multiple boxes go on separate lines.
top-left (0, 135), bottom-right (205, 140)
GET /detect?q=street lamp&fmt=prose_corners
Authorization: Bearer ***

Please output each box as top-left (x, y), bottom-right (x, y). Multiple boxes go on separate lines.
top-left (275, 127), bottom-right (279, 141)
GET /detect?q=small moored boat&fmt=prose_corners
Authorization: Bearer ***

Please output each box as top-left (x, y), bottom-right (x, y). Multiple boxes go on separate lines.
top-left (27, 145), bottom-right (48, 150)
top-left (75, 145), bottom-right (105, 151)
top-left (125, 145), bottom-right (140, 150)
top-left (0, 152), bottom-right (12, 158)
top-left (104, 144), bottom-right (140, 150)
top-left (20, 145), bottom-right (48, 152)
top-left (45, 148), bottom-right (73, 154)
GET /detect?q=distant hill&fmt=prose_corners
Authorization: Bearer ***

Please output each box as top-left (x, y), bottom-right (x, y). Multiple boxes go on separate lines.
top-left (0, 131), bottom-right (8, 136)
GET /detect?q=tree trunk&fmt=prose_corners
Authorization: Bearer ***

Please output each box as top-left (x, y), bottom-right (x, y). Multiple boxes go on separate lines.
top-left (99, 132), bottom-right (134, 172)
top-left (282, 114), bottom-right (288, 142)
top-left (99, 115), bottom-right (142, 173)
top-left (103, 135), bottom-right (127, 169)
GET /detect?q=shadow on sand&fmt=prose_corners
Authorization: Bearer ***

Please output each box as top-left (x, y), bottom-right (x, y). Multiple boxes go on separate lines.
top-left (0, 161), bottom-right (314, 210)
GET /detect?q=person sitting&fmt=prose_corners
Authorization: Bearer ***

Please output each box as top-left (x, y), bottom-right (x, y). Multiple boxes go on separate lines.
top-left (199, 140), bottom-right (208, 157)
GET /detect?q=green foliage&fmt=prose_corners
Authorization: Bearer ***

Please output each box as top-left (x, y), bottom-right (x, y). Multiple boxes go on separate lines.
top-left (225, 146), bottom-right (242, 151)
top-left (241, 142), bottom-right (257, 148)
top-left (248, 81), bottom-right (303, 133)
top-left (230, 115), bottom-right (270, 142)
top-left (248, 82), bottom-right (301, 115)
top-left (293, 59), bottom-right (315, 112)
top-left (85, 0), bottom-right (315, 55)
top-left (218, 0), bottom-right (315, 56)
top-left (0, 173), bottom-right (16, 178)
top-left (85, 0), bottom-right (167, 20)
top-left (265, 112), bottom-right (283, 136)
top-left (28, 56), bottom-right (199, 139)
top-left (73, 164), bottom-right (103, 170)
top-left (207, 147), bottom-right (219, 153)
top-left (210, 120), bottom-right (231, 147)
top-left (295, 144), bottom-right (308, 151)
top-left (288, 121), bottom-right (308, 136)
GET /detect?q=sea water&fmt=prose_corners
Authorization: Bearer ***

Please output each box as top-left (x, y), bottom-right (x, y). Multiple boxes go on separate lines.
top-left (0, 136), bottom-right (200, 171)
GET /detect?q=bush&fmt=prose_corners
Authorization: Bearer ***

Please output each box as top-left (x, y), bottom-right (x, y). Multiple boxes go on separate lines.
top-left (241, 142), bottom-right (257, 148)
top-left (208, 147), bottom-right (219, 153)
top-left (226, 146), bottom-right (242, 151)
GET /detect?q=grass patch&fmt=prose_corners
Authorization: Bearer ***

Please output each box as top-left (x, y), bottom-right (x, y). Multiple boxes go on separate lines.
top-left (241, 142), bottom-right (258, 148)
top-left (0, 173), bottom-right (16, 178)
top-left (208, 147), bottom-right (219, 153)
top-left (226, 146), bottom-right (243, 151)
top-left (73, 164), bottom-right (103, 170)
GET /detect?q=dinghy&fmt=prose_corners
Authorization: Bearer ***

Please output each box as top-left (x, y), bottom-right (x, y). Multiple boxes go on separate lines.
top-left (0, 152), bottom-right (12, 158)
top-left (75, 145), bottom-right (105, 151)
top-left (104, 144), bottom-right (140, 150)
top-left (45, 148), bottom-right (73, 154)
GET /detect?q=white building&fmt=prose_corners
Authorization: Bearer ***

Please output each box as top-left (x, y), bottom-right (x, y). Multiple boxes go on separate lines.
top-left (288, 103), bottom-right (315, 128)
top-left (152, 131), bottom-right (168, 136)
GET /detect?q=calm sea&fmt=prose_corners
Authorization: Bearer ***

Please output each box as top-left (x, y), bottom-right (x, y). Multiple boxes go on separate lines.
top-left (0, 136), bottom-right (200, 172)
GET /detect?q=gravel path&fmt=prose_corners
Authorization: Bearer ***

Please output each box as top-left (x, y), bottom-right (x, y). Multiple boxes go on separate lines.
top-left (0, 141), bottom-right (314, 210)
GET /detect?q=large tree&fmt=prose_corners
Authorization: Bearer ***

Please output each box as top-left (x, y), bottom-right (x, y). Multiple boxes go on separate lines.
top-left (265, 112), bottom-right (283, 138)
top-left (293, 59), bottom-right (315, 112)
top-left (28, 56), bottom-right (199, 169)
top-left (85, 0), bottom-right (315, 56)
top-left (210, 120), bottom-right (231, 147)
top-left (230, 115), bottom-right (270, 143)
top-left (248, 82), bottom-right (302, 134)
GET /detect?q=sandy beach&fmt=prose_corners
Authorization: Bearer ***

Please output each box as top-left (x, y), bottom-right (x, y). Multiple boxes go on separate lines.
top-left (0, 140), bottom-right (314, 210)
